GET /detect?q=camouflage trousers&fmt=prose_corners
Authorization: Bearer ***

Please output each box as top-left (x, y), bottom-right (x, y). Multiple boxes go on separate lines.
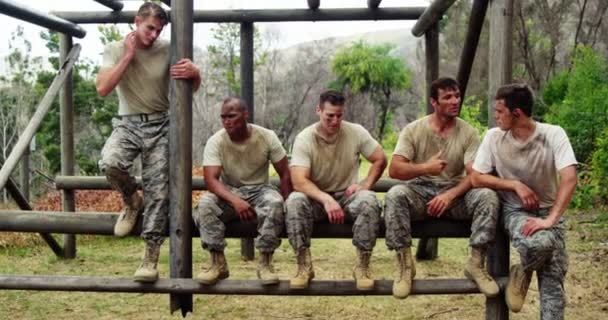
top-left (193, 184), bottom-right (284, 253)
top-left (503, 206), bottom-right (568, 320)
top-left (384, 178), bottom-right (499, 250)
top-left (98, 115), bottom-right (169, 244)
top-left (285, 190), bottom-right (381, 251)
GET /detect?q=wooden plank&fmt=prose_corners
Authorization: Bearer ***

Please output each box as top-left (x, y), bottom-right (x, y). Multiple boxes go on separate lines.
top-left (0, 275), bottom-right (507, 295)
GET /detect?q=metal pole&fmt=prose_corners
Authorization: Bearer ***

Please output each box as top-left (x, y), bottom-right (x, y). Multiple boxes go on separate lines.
top-left (418, 23), bottom-right (440, 261)
top-left (239, 21), bottom-right (255, 261)
top-left (0, 44), bottom-right (81, 191)
top-left (169, 0), bottom-right (193, 315)
top-left (0, 0), bottom-right (86, 38)
top-left (60, 34), bottom-right (76, 259)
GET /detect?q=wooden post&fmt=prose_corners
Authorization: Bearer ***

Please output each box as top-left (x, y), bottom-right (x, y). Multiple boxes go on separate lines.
top-left (418, 23), bottom-right (440, 261)
top-left (59, 34), bottom-right (76, 259)
top-left (239, 21), bottom-right (255, 261)
top-left (485, 0), bottom-right (513, 319)
top-left (169, 0), bottom-right (193, 316)
top-left (20, 149), bottom-right (29, 201)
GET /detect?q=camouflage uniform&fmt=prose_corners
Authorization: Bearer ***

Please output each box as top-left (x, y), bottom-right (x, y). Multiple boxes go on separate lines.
top-left (503, 206), bottom-right (568, 320)
top-left (193, 184), bottom-right (284, 253)
top-left (99, 115), bottom-right (169, 244)
top-left (285, 190), bottom-right (381, 251)
top-left (384, 178), bottom-right (499, 250)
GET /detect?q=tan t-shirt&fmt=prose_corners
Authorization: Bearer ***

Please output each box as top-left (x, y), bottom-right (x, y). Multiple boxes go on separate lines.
top-left (101, 39), bottom-right (170, 115)
top-left (473, 123), bottom-right (577, 209)
top-left (393, 115), bottom-right (480, 182)
top-left (203, 124), bottom-right (287, 187)
top-left (290, 121), bottom-right (380, 193)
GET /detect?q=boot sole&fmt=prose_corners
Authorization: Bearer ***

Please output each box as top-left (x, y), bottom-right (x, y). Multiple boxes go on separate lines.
top-left (261, 278), bottom-right (280, 286)
top-left (194, 272), bottom-right (229, 285)
top-left (133, 275), bottom-right (158, 283)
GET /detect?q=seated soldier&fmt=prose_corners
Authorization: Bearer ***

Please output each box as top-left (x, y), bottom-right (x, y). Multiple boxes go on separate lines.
top-left (384, 77), bottom-right (500, 299)
top-left (285, 90), bottom-right (387, 290)
top-left (192, 97), bottom-right (292, 285)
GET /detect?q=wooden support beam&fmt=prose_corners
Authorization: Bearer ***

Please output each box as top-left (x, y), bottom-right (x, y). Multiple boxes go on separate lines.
top-left (0, 0), bottom-right (86, 38)
top-left (307, 0), bottom-right (320, 10)
top-left (169, 0), bottom-right (193, 315)
top-left (487, 0), bottom-right (513, 128)
top-left (0, 44), bottom-right (81, 191)
top-left (53, 7), bottom-right (425, 24)
top-left (0, 275), bottom-right (507, 295)
top-left (456, 0), bottom-right (489, 103)
top-left (60, 34), bottom-right (76, 259)
top-left (161, 0), bottom-right (171, 7)
top-left (93, 0), bottom-right (123, 11)
top-left (411, 0), bottom-right (457, 37)
top-left (367, 0), bottom-right (382, 9)
top-left (19, 150), bottom-right (29, 201)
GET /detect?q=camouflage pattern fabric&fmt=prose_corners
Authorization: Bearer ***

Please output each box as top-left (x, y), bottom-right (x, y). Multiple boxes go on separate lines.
top-left (503, 207), bottom-right (568, 320)
top-left (384, 178), bottom-right (499, 250)
top-left (99, 116), bottom-right (169, 244)
top-left (285, 190), bottom-right (381, 251)
top-left (193, 184), bottom-right (284, 253)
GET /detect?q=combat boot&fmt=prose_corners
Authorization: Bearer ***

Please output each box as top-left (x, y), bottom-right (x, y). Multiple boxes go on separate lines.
top-left (353, 249), bottom-right (374, 291)
top-left (505, 264), bottom-right (533, 312)
top-left (290, 248), bottom-right (314, 289)
top-left (464, 247), bottom-right (500, 297)
top-left (133, 241), bottom-right (161, 282)
top-left (393, 247), bottom-right (416, 299)
top-left (106, 167), bottom-right (143, 237)
top-left (194, 250), bottom-right (230, 285)
top-left (257, 252), bottom-right (280, 285)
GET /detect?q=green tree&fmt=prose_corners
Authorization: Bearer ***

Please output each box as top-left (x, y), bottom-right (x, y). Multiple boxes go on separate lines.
top-left (331, 41), bottom-right (411, 141)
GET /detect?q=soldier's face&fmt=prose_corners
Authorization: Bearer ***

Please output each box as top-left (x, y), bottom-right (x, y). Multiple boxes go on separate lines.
top-left (221, 104), bottom-right (248, 134)
top-left (134, 16), bottom-right (164, 48)
top-left (494, 99), bottom-right (516, 130)
top-left (316, 102), bottom-right (344, 135)
top-left (431, 87), bottom-right (461, 118)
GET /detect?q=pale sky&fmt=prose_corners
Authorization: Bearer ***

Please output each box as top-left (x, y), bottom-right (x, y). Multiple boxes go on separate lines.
top-left (0, 0), bottom-right (428, 70)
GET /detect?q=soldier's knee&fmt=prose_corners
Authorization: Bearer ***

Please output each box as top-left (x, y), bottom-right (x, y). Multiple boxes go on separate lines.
top-left (475, 188), bottom-right (499, 206)
top-left (285, 192), bottom-right (307, 208)
top-left (386, 184), bottom-right (411, 202)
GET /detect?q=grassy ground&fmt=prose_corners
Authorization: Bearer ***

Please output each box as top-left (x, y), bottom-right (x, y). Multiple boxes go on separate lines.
top-left (1, 214), bottom-right (607, 319)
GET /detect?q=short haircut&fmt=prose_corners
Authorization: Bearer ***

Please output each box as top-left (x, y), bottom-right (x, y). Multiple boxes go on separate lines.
top-left (137, 2), bottom-right (169, 26)
top-left (430, 77), bottom-right (460, 101)
top-left (495, 83), bottom-right (534, 117)
top-left (319, 90), bottom-right (345, 108)
top-left (222, 97), bottom-right (248, 112)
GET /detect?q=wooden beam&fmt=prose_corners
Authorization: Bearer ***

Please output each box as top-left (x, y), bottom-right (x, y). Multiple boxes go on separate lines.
top-left (0, 0), bottom-right (86, 38)
top-left (93, 0), bottom-right (123, 11)
top-left (169, 0), bottom-right (193, 315)
top-left (487, 0), bottom-right (513, 128)
top-left (456, 0), bottom-right (489, 102)
top-left (307, 0), bottom-right (320, 10)
top-left (53, 7), bottom-right (425, 24)
top-left (367, 0), bottom-right (382, 9)
top-left (0, 44), bottom-right (81, 191)
top-left (0, 275), bottom-right (507, 295)
top-left (411, 0), bottom-right (457, 37)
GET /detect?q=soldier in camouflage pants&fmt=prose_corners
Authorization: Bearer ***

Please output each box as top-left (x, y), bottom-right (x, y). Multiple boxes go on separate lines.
top-left (193, 184), bottom-right (284, 254)
top-left (286, 190), bottom-right (381, 252)
top-left (99, 116), bottom-right (169, 244)
top-left (503, 207), bottom-right (568, 319)
top-left (384, 178), bottom-right (499, 250)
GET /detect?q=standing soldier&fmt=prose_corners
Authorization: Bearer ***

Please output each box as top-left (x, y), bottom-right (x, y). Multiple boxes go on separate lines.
top-left (285, 90), bottom-right (387, 290)
top-left (96, 2), bottom-right (201, 282)
top-left (193, 97), bottom-right (292, 285)
top-left (384, 77), bottom-right (500, 299)
top-left (472, 83), bottom-right (577, 319)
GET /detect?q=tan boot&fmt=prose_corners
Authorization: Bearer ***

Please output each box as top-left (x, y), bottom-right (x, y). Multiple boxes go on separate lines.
top-left (257, 252), bottom-right (279, 285)
top-left (133, 241), bottom-right (160, 282)
top-left (290, 248), bottom-right (314, 289)
top-left (393, 247), bottom-right (416, 299)
top-left (505, 264), bottom-right (533, 312)
top-left (114, 192), bottom-right (143, 237)
top-left (464, 247), bottom-right (500, 298)
top-left (353, 249), bottom-right (374, 291)
top-left (194, 250), bottom-right (230, 285)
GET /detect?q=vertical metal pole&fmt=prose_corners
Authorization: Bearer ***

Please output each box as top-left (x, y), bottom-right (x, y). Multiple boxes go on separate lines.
top-left (418, 22), bottom-right (439, 261)
top-left (59, 33), bottom-right (76, 259)
top-left (486, 0), bottom-right (512, 319)
top-left (239, 21), bottom-right (255, 261)
top-left (169, 0), bottom-right (193, 315)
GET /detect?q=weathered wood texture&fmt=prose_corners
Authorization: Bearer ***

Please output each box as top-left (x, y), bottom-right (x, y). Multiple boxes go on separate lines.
top-left (0, 0), bottom-right (86, 37)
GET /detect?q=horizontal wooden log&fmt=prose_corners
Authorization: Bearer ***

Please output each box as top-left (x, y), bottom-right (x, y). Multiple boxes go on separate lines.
top-left (0, 0), bottom-right (86, 38)
top-left (368, 0), bottom-right (382, 9)
top-left (0, 210), bottom-right (473, 238)
top-left (54, 176), bottom-right (402, 193)
top-left (52, 7), bottom-right (425, 24)
top-left (411, 0), bottom-right (457, 37)
top-left (93, 0), bottom-right (123, 11)
top-left (0, 275), bottom-right (507, 295)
